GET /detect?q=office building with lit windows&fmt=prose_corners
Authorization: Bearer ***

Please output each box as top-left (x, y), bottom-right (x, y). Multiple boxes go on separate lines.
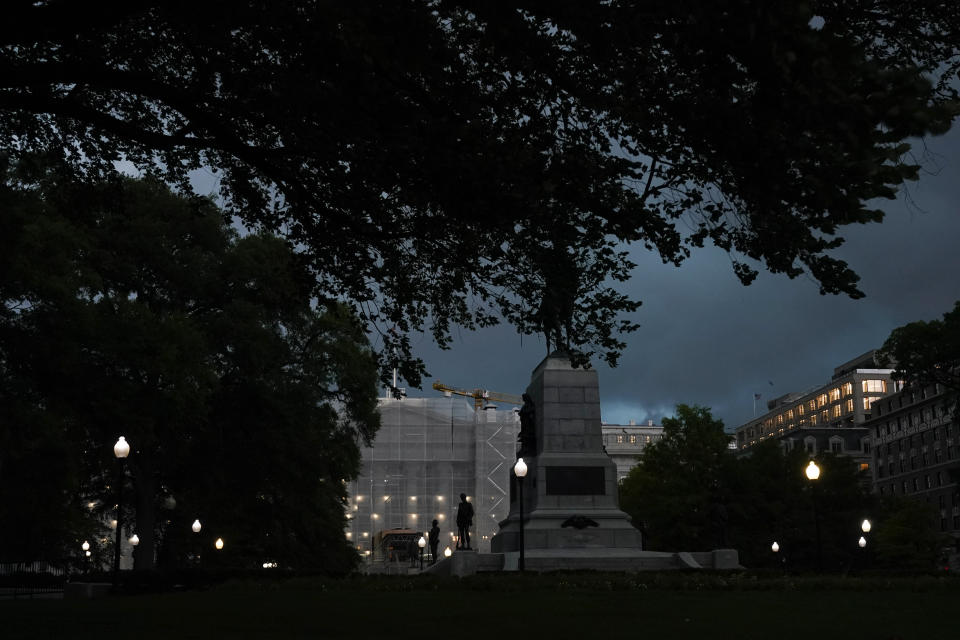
top-left (866, 381), bottom-right (960, 549)
top-left (602, 420), bottom-right (664, 481)
top-left (734, 350), bottom-right (895, 472)
top-left (344, 396), bottom-right (519, 560)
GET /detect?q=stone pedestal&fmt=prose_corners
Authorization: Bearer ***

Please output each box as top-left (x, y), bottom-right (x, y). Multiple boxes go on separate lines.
top-left (491, 353), bottom-right (644, 556)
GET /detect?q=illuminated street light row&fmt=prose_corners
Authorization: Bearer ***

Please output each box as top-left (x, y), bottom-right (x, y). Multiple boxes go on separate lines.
top-left (772, 462), bottom-right (875, 564)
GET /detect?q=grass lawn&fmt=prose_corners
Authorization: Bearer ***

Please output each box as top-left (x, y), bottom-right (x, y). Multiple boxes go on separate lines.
top-left (1, 573), bottom-right (956, 640)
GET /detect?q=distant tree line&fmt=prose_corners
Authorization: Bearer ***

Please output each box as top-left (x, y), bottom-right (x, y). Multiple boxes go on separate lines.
top-left (620, 404), bottom-right (950, 572)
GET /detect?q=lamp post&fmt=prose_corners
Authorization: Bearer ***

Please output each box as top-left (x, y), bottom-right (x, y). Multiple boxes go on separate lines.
top-left (859, 518), bottom-right (871, 572)
top-left (771, 541), bottom-right (786, 575)
top-left (191, 519), bottom-right (202, 566)
top-left (112, 436), bottom-right (130, 589)
top-left (418, 535), bottom-right (426, 570)
top-left (514, 457), bottom-right (528, 572)
top-left (81, 541), bottom-right (91, 575)
top-left (805, 460), bottom-right (822, 572)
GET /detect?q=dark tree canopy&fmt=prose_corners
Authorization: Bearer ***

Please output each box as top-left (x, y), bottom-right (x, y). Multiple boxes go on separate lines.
top-left (3, 1), bottom-right (959, 376)
top-left (880, 301), bottom-right (960, 405)
top-left (0, 168), bottom-right (379, 570)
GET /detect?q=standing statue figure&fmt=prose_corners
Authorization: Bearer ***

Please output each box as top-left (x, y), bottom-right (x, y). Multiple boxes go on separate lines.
top-left (428, 519), bottom-right (440, 564)
top-left (455, 493), bottom-right (474, 550)
top-left (534, 236), bottom-right (578, 355)
top-left (518, 393), bottom-right (537, 458)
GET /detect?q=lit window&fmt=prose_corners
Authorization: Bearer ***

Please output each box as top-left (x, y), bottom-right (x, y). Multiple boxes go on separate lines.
top-left (842, 382), bottom-right (853, 396)
top-left (863, 397), bottom-right (875, 411)
top-left (829, 388), bottom-right (841, 402)
top-left (629, 435), bottom-right (636, 444)
top-left (777, 414), bottom-right (784, 425)
top-left (797, 405), bottom-right (805, 416)
top-left (859, 463), bottom-right (870, 472)
top-left (617, 435), bottom-right (624, 444)
top-left (808, 400), bottom-right (816, 412)
top-left (810, 414), bottom-right (818, 426)
top-left (817, 394), bottom-right (828, 408)
top-left (862, 380), bottom-right (886, 393)
top-left (786, 409), bottom-right (794, 421)
top-left (832, 405), bottom-right (842, 418)
top-left (820, 410), bottom-right (829, 423)
top-left (845, 399), bottom-right (854, 413)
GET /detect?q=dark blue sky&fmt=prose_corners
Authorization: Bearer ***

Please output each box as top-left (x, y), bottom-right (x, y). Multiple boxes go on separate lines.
top-left (406, 124), bottom-right (960, 432)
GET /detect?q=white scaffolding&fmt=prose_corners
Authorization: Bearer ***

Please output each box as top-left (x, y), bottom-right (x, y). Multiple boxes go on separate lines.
top-left (345, 397), bottom-right (518, 558)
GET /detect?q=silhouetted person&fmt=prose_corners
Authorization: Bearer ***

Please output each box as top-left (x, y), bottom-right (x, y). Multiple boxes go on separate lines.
top-left (429, 519), bottom-right (440, 564)
top-left (456, 493), bottom-right (474, 550)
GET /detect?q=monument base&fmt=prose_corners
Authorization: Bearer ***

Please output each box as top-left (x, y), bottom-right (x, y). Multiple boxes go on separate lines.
top-left (422, 548), bottom-right (741, 574)
top-left (488, 352), bottom-right (739, 572)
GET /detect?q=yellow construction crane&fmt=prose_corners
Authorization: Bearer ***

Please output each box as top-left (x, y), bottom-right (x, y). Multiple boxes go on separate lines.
top-left (431, 381), bottom-right (523, 411)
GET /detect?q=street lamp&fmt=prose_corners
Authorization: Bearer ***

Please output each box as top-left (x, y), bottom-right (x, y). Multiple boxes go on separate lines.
top-left (81, 540), bottom-right (91, 574)
top-left (444, 546), bottom-right (452, 558)
top-left (215, 537), bottom-right (224, 550)
top-left (858, 536), bottom-right (867, 548)
top-left (190, 519), bottom-right (202, 566)
top-left (771, 541), bottom-right (779, 553)
top-left (514, 457), bottom-right (528, 572)
top-left (112, 436), bottom-right (130, 588)
top-left (418, 535), bottom-right (426, 570)
top-left (804, 460), bottom-right (822, 572)
top-left (861, 519), bottom-right (872, 533)
top-left (129, 534), bottom-right (140, 547)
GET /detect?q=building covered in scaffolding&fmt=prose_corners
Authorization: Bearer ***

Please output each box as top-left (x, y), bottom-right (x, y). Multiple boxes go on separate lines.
top-left (345, 397), bottom-right (519, 559)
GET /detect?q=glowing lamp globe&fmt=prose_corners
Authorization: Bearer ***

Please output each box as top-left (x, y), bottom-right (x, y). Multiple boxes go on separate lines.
top-left (805, 460), bottom-right (820, 481)
top-left (114, 436), bottom-right (131, 459)
top-left (192, 519), bottom-right (202, 533)
top-left (514, 457), bottom-right (528, 478)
